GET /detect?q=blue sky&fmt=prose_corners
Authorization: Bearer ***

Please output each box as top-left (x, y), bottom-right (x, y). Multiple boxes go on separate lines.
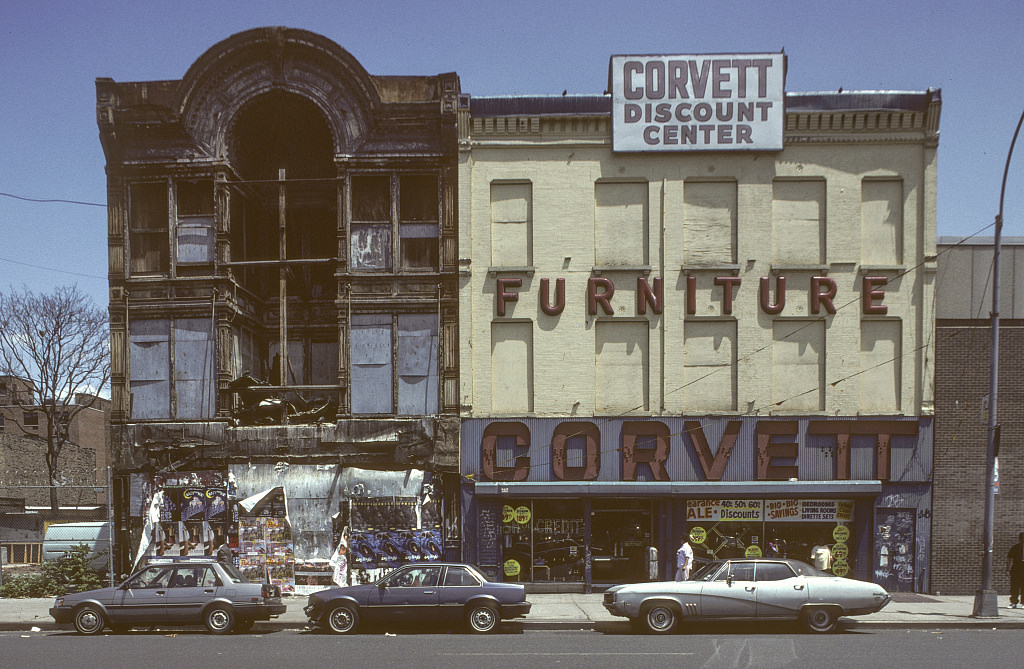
top-left (2, 0), bottom-right (1023, 309)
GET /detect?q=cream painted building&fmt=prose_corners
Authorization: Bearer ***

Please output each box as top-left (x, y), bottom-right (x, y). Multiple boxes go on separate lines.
top-left (458, 59), bottom-right (940, 593)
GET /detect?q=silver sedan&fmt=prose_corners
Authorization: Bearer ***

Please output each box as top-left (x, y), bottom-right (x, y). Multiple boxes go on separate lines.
top-left (603, 558), bottom-right (890, 633)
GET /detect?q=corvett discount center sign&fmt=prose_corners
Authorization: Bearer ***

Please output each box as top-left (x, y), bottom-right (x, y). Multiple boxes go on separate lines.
top-left (610, 53), bottom-right (785, 152)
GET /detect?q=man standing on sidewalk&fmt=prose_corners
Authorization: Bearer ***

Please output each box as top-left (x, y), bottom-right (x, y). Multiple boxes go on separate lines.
top-left (1007, 532), bottom-right (1024, 608)
top-left (675, 536), bottom-right (693, 581)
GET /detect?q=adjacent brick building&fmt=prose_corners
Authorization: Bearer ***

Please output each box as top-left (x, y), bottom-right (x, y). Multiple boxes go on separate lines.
top-left (932, 237), bottom-right (1024, 594)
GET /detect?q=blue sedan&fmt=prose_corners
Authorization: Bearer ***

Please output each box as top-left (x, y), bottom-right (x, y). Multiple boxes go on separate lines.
top-left (304, 562), bottom-right (531, 634)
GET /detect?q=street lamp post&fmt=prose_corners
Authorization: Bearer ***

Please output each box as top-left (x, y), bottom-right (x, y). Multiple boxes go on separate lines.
top-left (973, 107), bottom-right (1024, 618)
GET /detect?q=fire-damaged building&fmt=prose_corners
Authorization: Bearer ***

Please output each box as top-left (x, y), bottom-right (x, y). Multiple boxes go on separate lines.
top-left (96, 27), bottom-right (461, 591)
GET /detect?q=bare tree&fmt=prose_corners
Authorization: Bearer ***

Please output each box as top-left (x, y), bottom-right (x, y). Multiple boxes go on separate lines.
top-left (0, 285), bottom-right (110, 511)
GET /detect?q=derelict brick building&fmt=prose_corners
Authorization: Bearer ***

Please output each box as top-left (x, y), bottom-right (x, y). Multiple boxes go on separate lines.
top-left (97, 27), bottom-right (460, 584)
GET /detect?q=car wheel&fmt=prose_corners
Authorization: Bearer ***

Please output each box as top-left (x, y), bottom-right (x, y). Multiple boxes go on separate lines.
top-left (233, 619), bottom-right (255, 634)
top-left (641, 602), bottom-right (678, 634)
top-left (466, 603), bottom-right (499, 633)
top-left (204, 605), bottom-right (236, 634)
top-left (73, 604), bottom-right (106, 635)
top-left (326, 604), bottom-right (359, 634)
top-left (802, 606), bottom-right (839, 633)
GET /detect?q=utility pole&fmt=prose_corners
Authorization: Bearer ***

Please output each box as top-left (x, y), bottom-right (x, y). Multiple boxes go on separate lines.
top-left (973, 107), bottom-right (1024, 618)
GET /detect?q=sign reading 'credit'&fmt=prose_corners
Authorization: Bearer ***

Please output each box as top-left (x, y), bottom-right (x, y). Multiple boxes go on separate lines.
top-left (610, 53), bottom-right (785, 152)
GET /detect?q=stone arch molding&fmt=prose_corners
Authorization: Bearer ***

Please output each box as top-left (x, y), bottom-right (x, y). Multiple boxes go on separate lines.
top-left (176, 26), bottom-right (381, 158)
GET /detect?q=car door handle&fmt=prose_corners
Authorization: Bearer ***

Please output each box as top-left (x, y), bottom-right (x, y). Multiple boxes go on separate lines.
top-left (793, 584), bottom-right (805, 590)
top-left (745, 586), bottom-right (756, 592)
top-left (204, 589), bottom-right (215, 593)
top-left (422, 590), bottom-right (435, 594)
top-left (156, 590), bottom-right (167, 596)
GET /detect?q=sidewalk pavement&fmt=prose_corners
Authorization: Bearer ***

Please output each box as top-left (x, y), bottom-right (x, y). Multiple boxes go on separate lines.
top-left (3, 592), bottom-right (1024, 633)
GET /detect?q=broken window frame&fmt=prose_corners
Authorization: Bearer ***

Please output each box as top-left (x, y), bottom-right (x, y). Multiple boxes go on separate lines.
top-left (349, 172), bottom-right (440, 272)
top-left (175, 179), bottom-right (216, 266)
top-left (128, 181), bottom-right (171, 276)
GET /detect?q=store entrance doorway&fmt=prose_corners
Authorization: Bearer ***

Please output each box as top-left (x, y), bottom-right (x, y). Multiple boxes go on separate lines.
top-left (590, 500), bottom-right (654, 583)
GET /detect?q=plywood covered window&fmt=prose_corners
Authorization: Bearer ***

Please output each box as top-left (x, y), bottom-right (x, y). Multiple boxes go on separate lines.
top-left (397, 314), bottom-right (439, 414)
top-left (176, 180), bottom-right (215, 265)
top-left (350, 314), bottom-right (439, 415)
top-left (772, 180), bottom-right (825, 264)
top-left (595, 182), bottom-right (648, 266)
top-left (129, 319), bottom-right (171, 418)
top-left (129, 182), bottom-right (169, 275)
top-left (174, 318), bottom-right (215, 419)
top-left (490, 182), bottom-right (532, 266)
top-left (491, 321), bottom-right (533, 413)
top-left (351, 314), bottom-right (393, 414)
top-left (351, 176), bottom-right (392, 270)
top-left (399, 175), bottom-right (439, 270)
top-left (860, 320), bottom-right (901, 411)
top-left (772, 320), bottom-right (824, 411)
top-left (683, 320), bottom-right (737, 411)
top-left (595, 321), bottom-right (649, 413)
top-left (861, 179), bottom-right (903, 265)
top-left (684, 181), bottom-right (737, 264)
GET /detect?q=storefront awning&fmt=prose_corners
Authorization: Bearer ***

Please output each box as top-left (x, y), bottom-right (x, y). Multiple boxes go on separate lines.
top-left (472, 480), bottom-right (883, 498)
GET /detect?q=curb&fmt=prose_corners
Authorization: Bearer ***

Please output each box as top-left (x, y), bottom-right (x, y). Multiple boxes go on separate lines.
top-left (7, 618), bottom-right (1024, 633)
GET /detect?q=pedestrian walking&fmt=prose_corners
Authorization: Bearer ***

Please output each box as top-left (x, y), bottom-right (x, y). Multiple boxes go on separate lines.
top-left (1007, 532), bottom-right (1024, 608)
top-left (675, 536), bottom-right (694, 581)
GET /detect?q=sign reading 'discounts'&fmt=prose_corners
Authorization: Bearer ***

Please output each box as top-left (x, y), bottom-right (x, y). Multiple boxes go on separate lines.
top-left (610, 53), bottom-right (785, 152)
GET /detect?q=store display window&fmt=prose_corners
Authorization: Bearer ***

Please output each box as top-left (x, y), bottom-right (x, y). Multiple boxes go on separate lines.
top-left (501, 500), bottom-right (583, 582)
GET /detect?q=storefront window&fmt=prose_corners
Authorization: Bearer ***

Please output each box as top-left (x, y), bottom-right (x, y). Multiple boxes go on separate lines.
top-left (501, 500), bottom-right (584, 582)
top-left (686, 498), bottom-right (855, 577)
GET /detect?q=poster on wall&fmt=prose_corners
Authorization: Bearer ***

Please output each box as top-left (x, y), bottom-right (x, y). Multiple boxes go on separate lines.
top-left (238, 487), bottom-right (295, 593)
top-left (348, 487), bottom-right (443, 583)
top-left (133, 472), bottom-right (231, 565)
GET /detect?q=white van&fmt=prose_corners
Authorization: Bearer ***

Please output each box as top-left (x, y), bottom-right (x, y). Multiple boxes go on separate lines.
top-left (42, 521), bottom-right (111, 568)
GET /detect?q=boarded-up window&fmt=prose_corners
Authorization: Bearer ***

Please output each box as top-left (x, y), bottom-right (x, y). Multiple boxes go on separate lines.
top-left (772, 321), bottom-right (824, 411)
top-left (351, 176), bottom-right (392, 270)
top-left (684, 320), bottom-right (737, 411)
top-left (490, 182), bottom-right (532, 266)
top-left (176, 180), bottom-right (215, 265)
top-left (491, 321), bottom-right (533, 413)
top-left (310, 341), bottom-right (339, 386)
top-left (398, 314), bottom-right (439, 414)
top-left (772, 180), bottom-right (825, 264)
top-left (860, 320), bottom-right (901, 411)
top-left (351, 314), bottom-right (393, 414)
top-left (130, 319), bottom-right (171, 419)
top-left (130, 182), bottom-right (169, 275)
top-left (595, 321), bottom-right (649, 413)
top-left (595, 182), bottom-right (648, 266)
top-left (400, 175), bottom-right (439, 269)
top-left (174, 318), bottom-right (215, 419)
top-left (684, 181), bottom-right (737, 264)
top-left (862, 180), bottom-right (903, 265)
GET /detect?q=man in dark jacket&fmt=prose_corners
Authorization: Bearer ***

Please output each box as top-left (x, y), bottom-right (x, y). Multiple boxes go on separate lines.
top-left (1006, 532), bottom-right (1024, 608)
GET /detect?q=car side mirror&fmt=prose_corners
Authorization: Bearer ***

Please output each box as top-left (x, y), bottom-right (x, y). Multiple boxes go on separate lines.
top-left (727, 574), bottom-right (734, 586)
